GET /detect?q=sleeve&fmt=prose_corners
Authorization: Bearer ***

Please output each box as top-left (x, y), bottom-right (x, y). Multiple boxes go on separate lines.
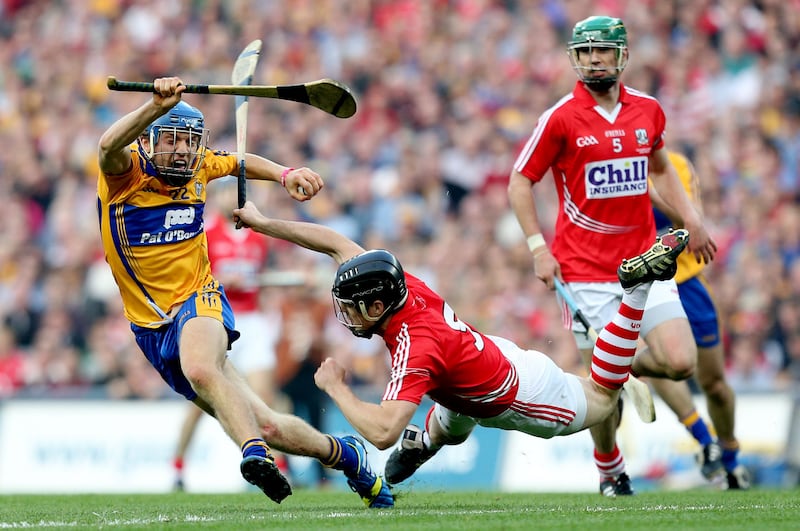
top-left (381, 341), bottom-right (435, 404)
top-left (652, 102), bottom-right (667, 151)
top-left (100, 147), bottom-right (143, 202)
top-left (203, 149), bottom-right (239, 181)
top-left (513, 110), bottom-right (564, 183)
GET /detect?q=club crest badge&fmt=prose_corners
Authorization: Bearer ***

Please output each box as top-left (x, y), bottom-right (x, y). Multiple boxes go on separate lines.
top-left (635, 128), bottom-right (649, 145)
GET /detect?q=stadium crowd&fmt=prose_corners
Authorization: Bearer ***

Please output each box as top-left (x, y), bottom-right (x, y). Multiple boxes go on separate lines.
top-left (0, 0), bottom-right (798, 402)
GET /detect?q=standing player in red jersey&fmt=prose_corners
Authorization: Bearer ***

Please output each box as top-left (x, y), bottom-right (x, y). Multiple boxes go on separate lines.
top-left (507, 16), bottom-right (718, 496)
top-left (232, 200), bottom-right (690, 489)
top-left (171, 181), bottom-right (283, 491)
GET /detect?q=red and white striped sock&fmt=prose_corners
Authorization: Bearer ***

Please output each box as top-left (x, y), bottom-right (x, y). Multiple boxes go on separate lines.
top-left (590, 285), bottom-right (649, 390)
top-left (595, 445), bottom-right (626, 480)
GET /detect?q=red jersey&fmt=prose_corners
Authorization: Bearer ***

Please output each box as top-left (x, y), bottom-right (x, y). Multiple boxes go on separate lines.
top-left (514, 81), bottom-right (664, 282)
top-left (205, 212), bottom-right (268, 312)
top-left (380, 274), bottom-right (519, 418)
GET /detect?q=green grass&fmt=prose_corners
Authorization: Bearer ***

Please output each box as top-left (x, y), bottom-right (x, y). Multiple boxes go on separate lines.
top-left (2, 488), bottom-right (799, 530)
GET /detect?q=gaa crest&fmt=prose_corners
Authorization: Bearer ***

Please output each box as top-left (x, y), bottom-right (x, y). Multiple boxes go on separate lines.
top-left (635, 128), bottom-right (649, 145)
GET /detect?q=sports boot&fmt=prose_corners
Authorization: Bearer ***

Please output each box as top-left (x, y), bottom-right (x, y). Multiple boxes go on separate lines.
top-left (384, 424), bottom-right (438, 485)
top-left (696, 441), bottom-right (725, 481)
top-left (725, 464), bottom-right (751, 490)
top-left (340, 436), bottom-right (394, 508)
top-left (599, 472), bottom-right (634, 497)
top-left (240, 454), bottom-right (292, 503)
top-left (618, 228), bottom-right (689, 291)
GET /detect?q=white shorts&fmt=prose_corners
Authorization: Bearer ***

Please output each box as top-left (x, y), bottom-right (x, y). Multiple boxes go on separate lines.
top-left (432, 335), bottom-right (588, 440)
top-left (229, 311), bottom-right (279, 373)
top-left (563, 280), bottom-right (687, 351)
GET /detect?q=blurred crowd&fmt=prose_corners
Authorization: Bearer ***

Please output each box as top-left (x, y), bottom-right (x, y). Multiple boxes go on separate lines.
top-left (0, 0), bottom-right (798, 402)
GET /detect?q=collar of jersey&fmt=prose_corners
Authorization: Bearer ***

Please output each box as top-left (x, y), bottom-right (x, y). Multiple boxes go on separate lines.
top-left (572, 80), bottom-right (630, 106)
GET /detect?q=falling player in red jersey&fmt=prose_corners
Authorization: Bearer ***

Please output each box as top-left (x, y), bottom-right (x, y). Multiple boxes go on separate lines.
top-left (232, 200), bottom-right (689, 489)
top-left (507, 16), bottom-right (718, 496)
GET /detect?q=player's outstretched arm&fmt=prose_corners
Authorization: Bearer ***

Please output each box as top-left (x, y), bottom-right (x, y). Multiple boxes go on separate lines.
top-left (98, 77), bottom-right (184, 176)
top-left (242, 155), bottom-right (323, 201)
top-left (315, 357), bottom-right (417, 450)
top-left (233, 201), bottom-right (364, 265)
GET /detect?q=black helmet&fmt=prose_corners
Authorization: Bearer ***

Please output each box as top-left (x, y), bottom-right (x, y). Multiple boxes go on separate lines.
top-left (332, 250), bottom-right (408, 338)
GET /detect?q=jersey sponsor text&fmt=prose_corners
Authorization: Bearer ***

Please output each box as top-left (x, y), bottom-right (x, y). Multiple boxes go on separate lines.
top-left (585, 156), bottom-right (648, 199)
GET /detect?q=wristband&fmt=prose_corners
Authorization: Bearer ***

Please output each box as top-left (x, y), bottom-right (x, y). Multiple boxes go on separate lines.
top-left (526, 233), bottom-right (546, 253)
top-left (280, 167), bottom-right (294, 188)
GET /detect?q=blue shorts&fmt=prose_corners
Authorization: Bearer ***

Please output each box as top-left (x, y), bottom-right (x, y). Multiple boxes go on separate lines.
top-left (131, 283), bottom-right (240, 400)
top-left (678, 275), bottom-right (720, 348)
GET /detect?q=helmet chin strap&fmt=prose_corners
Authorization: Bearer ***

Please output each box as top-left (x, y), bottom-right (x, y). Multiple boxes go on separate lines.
top-left (350, 304), bottom-right (393, 339)
top-left (582, 76), bottom-right (618, 93)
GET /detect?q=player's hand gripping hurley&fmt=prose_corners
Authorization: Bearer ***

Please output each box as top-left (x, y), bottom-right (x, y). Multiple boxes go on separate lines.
top-left (554, 277), bottom-right (656, 423)
top-left (231, 39), bottom-right (262, 212)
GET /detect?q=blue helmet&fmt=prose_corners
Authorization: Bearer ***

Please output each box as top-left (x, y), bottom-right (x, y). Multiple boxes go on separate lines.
top-left (142, 101), bottom-right (209, 187)
top-left (332, 250), bottom-right (408, 338)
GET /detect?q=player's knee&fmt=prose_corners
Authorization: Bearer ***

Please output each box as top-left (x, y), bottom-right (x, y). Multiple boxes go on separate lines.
top-left (664, 361), bottom-right (695, 381)
top-left (183, 363), bottom-right (218, 390)
top-left (261, 421), bottom-right (280, 441)
top-left (699, 377), bottom-right (732, 403)
top-left (656, 342), bottom-right (696, 380)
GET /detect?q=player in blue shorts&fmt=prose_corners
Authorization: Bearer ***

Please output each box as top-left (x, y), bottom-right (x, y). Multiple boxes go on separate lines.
top-left (650, 151), bottom-right (749, 489)
top-left (97, 76), bottom-right (392, 507)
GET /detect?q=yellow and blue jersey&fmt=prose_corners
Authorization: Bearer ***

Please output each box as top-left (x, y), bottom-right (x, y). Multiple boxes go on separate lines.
top-left (653, 151), bottom-right (705, 284)
top-left (97, 144), bottom-right (238, 328)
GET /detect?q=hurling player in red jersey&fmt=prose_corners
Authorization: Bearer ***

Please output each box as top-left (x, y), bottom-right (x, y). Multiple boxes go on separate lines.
top-left (232, 200), bottom-right (689, 490)
top-left (507, 16), bottom-right (718, 496)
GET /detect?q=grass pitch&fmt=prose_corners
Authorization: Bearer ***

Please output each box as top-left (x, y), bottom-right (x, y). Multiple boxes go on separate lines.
top-left (1, 488), bottom-right (798, 530)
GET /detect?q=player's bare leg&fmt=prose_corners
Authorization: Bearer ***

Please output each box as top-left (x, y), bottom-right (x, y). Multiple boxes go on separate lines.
top-left (180, 317), bottom-right (266, 451)
top-left (230, 364), bottom-right (393, 508)
top-left (650, 376), bottom-right (725, 482)
top-left (244, 366), bottom-right (289, 474)
top-left (695, 342), bottom-right (748, 488)
top-left (632, 319), bottom-right (697, 380)
top-left (180, 317), bottom-right (291, 503)
top-left (172, 404), bottom-right (204, 491)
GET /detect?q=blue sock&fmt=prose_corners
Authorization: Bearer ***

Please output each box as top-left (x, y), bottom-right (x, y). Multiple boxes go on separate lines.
top-left (321, 435), bottom-right (360, 471)
top-left (241, 438), bottom-right (269, 460)
top-left (722, 444), bottom-right (740, 472)
top-left (681, 410), bottom-right (714, 446)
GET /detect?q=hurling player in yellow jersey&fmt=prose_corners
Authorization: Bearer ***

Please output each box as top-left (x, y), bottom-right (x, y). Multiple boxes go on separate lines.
top-left (97, 77), bottom-right (393, 508)
top-left (650, 151), bottom-right (749, 489)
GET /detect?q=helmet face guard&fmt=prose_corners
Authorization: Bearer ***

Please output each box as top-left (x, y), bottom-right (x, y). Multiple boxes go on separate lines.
top-left (331, 295), bottom-right (386, 338)
top-left (142, 102), bottom-right (209, 187)
top-left (567, 16), bottom-right (628, 92)
top-left (332, 250), bottom-right (408, 339)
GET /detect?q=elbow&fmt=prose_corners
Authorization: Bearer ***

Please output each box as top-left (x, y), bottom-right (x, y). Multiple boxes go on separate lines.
top-left (507, 171), bottom-right (529, 197)
top-left (97, 135), bottom-right (112, 160)
top-left (371, 425), bottom-right (406, 450)
top-left (97, 133), bottom-right (120, 168)
top-left (372, 435), bottom-right (399, 451)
